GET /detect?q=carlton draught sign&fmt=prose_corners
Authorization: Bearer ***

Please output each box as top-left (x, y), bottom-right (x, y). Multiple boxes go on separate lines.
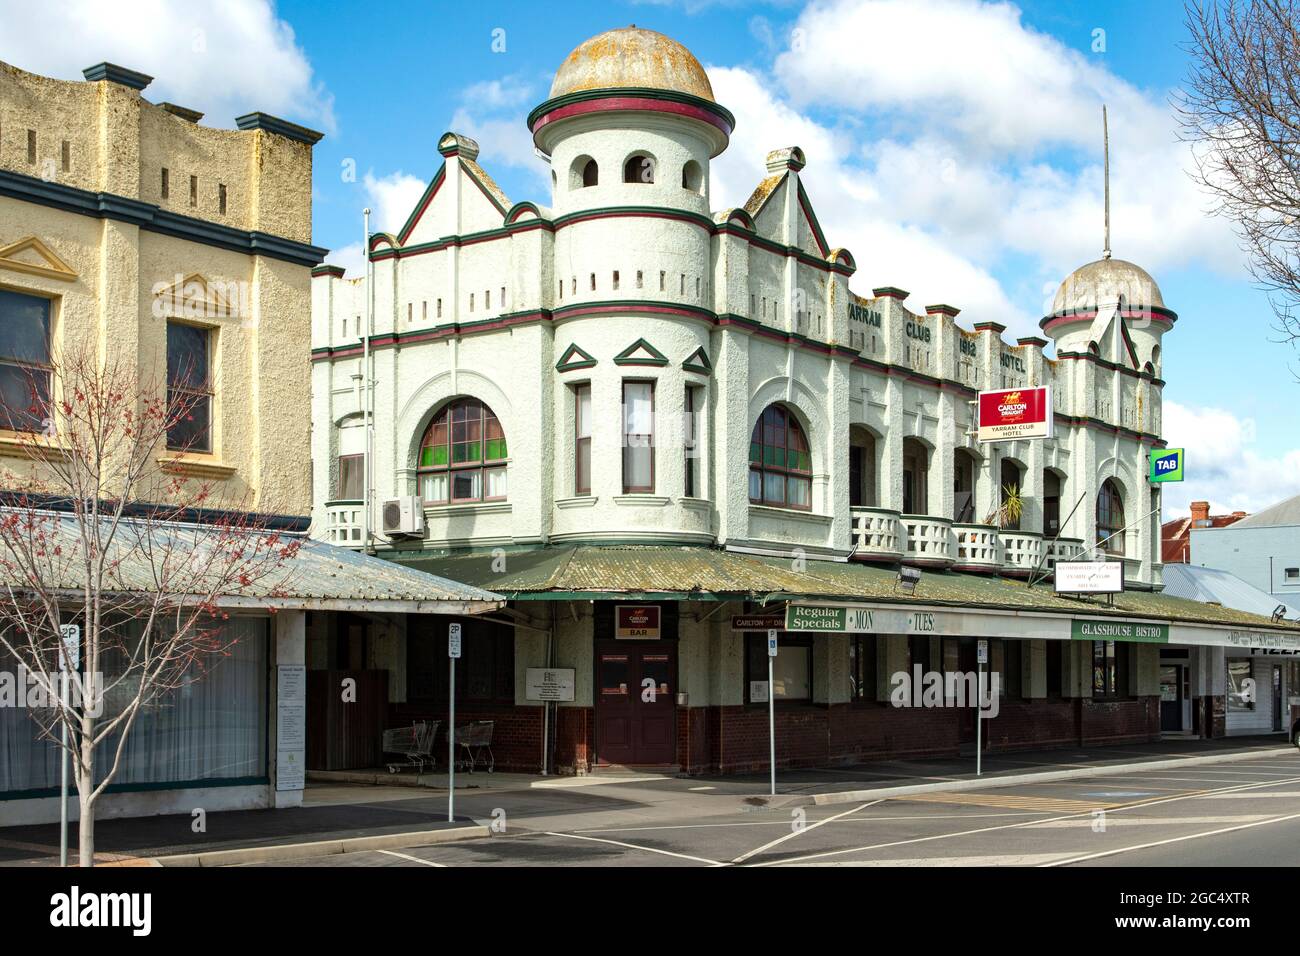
top-left (977, 386), bottom-right (1053, 442)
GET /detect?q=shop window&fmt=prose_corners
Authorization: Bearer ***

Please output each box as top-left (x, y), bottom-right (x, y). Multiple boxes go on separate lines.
top-left (1092, 641), bottom-right (1129, 698)
top-left (1001, 640), bottom-right (1023, 699)
top-left (850, 635), bottom-right (877, 702)
top-left (418, 398), bottom-right (507, 504)
top-left (0, 289), bottom-right (52, 433)
top-left (1097, 479), bottom-right (1125, 555)
top-left (166, 321), bottom-right (213, 452)
top-left (908, 635), bottom-right (930, 672)
top-left (748, 403), bottom-right (811, 509)
top-left (1227, 659), bottom-right (1255, 711)
top-left (745, 633), bottom-right (812, 703)
top-left (407, 616), bottom-right (513, 704)
top-left (622, 380), bottom-right (654, 493)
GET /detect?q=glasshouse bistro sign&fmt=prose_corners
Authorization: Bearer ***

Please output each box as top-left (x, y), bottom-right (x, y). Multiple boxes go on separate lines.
top-left (1070, 620), bottom-right (1169, 643)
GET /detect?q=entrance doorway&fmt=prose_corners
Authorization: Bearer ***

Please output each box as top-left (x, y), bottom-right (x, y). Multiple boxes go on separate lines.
top-left (595, 642), bottom-right (677, 766)
top-left (1160, 664), bottom-right (1187, 731)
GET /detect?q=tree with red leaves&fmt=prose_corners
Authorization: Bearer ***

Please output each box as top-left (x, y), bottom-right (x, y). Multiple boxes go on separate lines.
top-left (0, 349), bottom-right (301, 866)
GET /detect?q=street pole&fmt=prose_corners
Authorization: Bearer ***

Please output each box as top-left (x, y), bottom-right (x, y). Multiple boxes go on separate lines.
top-left (767, 629), bottom-right (778, 797)
top-left (448, 623), bottom-right (462, 823)
top-left (58, 624), bottom-right (79, 868)
top-left (59, 668), bottom-right (68, 868)
top-left (976, 660), bottom-right (982, 777)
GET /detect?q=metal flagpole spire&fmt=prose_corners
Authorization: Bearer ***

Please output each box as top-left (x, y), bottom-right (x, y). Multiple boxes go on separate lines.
top-left (1102, 105), bottom-right (1111, 260)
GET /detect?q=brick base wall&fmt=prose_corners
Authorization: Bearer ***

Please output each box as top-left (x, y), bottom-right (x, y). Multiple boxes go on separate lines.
top-left (384, 695), bottom-right (1162, 775)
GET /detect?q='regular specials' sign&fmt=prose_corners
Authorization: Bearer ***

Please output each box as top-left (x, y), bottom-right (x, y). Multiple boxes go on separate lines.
top-left (977, 386), bottom-right (1053, 442)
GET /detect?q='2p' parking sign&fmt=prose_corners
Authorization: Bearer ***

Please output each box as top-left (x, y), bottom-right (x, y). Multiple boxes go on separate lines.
top-left (1149, 448), bottom-right (1184, 483)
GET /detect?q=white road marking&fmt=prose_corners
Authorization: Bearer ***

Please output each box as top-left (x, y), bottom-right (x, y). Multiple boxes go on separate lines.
top-left (376, 849), bottom-right (447, 867)
top-left (543, 830), bottom-right (724, 866)
top-left (782, 852), bottom-right (1080, 867)
top-left (1194, 791), bottom-right (1300, 799)
top-left (576, 811), bottom-right (1037, 835)
top-left (1025, 814), bottom-right (1274, 828)
top-left (1040, 811), bottom-right (1300, 866)
top-left (732, 800), bottom-right (883, 864)
top-left (753, 774), bottom-right (1300, 866)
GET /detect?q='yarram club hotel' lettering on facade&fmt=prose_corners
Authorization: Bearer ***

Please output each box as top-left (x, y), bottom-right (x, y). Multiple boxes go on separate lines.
top-left (309, 27), bottom-right (1300, 775)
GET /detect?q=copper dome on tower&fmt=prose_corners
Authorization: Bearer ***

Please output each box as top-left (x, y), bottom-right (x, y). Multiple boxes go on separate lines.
top-left (549, 27), bottom-right (716, 103)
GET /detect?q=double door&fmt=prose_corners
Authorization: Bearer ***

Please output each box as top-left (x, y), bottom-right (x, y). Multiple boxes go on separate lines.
top-left (595, 642), bottom-right (676, 766)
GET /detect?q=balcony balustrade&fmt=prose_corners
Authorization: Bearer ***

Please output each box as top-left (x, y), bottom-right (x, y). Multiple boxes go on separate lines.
top-left (952, 523), bottom-right (1001, 572)
top-left (324, 499), bottom-right (365, 547)
top-left (900, 514), bottom-right (955, 568)
top-left (848, 506), bottom-right (904, 562)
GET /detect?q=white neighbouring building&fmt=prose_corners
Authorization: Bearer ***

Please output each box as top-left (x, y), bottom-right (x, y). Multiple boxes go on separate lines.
top-left (309, 28), bottom-right (1299, 773)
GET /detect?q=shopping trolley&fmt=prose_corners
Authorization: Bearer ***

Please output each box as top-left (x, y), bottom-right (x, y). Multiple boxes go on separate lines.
top-left (452, 720), bottom-right (495, 773)
top-left (382, 720), bottom-right (440, 773)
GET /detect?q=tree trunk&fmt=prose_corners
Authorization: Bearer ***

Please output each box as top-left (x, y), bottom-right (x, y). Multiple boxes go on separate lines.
top-left (78, 790), bottom-right (94, 867)
top-left (77, 712), bottom-right (95, 867)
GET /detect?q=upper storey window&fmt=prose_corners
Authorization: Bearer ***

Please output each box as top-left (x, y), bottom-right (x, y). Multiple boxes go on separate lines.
top-left (419, 399), bottom-right (507, 504)
top-left (166, 321), bottom-right (213, 453)
top-left (749, 404), bottom-right (811, 510)
top-left (1096, 479), bottom-right (1125, 556)
top-left (624, 154), bottom-right (655, 184)
top-left (582, 159), bottom-right (599, 187)
top-left (682, 160), bottom-right (702, 193)
top-left (0, 289), bottom-right (51, 434)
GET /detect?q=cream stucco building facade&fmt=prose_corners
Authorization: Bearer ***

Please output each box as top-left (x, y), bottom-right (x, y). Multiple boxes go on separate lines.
top-left (312, 28), bottom-right (1171, 585)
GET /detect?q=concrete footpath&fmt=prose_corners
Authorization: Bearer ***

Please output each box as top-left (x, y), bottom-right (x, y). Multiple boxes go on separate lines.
top-left (1, 735), bottom-right (1292, 867)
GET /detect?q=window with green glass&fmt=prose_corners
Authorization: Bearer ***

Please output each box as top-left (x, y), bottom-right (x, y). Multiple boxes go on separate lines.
top-left (748, 403), bottom-right (811, 509)
top-left (418, 399), bottom-right (507, 503)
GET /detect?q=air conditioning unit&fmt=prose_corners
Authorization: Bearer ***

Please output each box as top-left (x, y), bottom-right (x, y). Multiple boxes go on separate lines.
top-left (380, 496), bottom-right (425, 537)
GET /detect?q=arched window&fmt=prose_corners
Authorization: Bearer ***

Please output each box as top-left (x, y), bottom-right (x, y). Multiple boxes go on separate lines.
top-left (953, 449), bottom-right (977, 522)
top-left (624, 154), bottom-right (655, 184)
top-left (418, 398), bottom-right (507, 503)
top-left (582, 159), bottom-right (599, 187)
top-left (749, 404), bottom-right (811, 509)
top-left (682, 160), bottom-right (702, 192)
top-left (902, 438), bottom-right (930, 515)
top-left (1096, 479), bottom-right (1125, 555)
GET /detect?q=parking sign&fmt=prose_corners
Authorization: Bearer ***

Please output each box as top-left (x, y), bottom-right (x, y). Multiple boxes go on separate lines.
top-left (767, 629), bottom-right (778, 657)
top-left (448, 623), bottom-right (462, 659)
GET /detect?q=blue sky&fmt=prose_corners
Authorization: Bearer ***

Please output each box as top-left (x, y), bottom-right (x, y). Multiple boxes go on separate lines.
top-left (3, 0), bottom-right (1296, 516)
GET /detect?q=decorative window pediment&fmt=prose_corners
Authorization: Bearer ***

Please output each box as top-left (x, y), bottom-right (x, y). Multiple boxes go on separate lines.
top-left (0, 236), bottom-right (77, 282)
top-left (556, 343), bottom-right (597, 372)
top-left (682, 346), bottom-right (712, 375)
top-left (152, 273), bottom-right (240, 320)
top-left (613, 338), bottom-right (668, 367)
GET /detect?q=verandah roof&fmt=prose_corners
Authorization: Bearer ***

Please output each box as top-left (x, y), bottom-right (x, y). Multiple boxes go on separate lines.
top-left (394, 544), bottom-right (1300, 634)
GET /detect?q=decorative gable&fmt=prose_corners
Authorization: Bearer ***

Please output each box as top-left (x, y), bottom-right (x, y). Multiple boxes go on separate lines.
top-left (613, 338), bottom-right (669, 367)
top-left (682, 346), bottom-right (712, 375)
top-left (0, 236), bottom-right (77, 282)
top-left (556, 343), bottom-right (597, 372)
top-left (151, 273), bottom-right (240, 320)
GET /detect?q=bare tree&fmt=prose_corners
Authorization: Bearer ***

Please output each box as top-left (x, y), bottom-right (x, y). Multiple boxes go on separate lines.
top-left (1179, 1), bottom-right (1300, 348)
top-left (0, 348), bottom-right (300, 866)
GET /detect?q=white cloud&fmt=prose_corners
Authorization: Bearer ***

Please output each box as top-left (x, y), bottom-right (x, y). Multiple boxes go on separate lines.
top-left (1160, 400), bottom-right (1300, 516)
top-left (363, 171), bottom-right (426, 235)
top-left (324, 241), bottom-right (365, 278)
top-left (0, 0), bottom-right (335, 132)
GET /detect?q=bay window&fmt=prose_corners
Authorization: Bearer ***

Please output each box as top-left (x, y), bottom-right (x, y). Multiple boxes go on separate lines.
top-left (622, 380), bottom-right (654, 493)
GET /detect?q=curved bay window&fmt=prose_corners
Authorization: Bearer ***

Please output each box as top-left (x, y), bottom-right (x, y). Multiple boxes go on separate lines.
top-left (749, 404), bottom-right (811, 509)
top-left (1096, 479), bottom-right (1125, 555)
top-left (418, 399), bottom-right (507, 504)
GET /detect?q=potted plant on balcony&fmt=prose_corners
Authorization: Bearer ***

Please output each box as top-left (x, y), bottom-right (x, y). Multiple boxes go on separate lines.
top-left (984, 483), bottom-right (1023, 529)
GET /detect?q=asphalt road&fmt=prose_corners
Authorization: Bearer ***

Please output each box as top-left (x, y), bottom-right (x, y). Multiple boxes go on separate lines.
top-left (248, 753), bottom-right (1300, 868)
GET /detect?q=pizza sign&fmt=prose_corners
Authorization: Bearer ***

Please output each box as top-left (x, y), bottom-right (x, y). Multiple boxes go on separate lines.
top-left (977, 386), bottom-right (1053, 442)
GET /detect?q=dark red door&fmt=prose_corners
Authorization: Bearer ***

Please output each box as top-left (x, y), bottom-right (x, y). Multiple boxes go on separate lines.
top-left (596, 642), bottom-right (677, 766)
